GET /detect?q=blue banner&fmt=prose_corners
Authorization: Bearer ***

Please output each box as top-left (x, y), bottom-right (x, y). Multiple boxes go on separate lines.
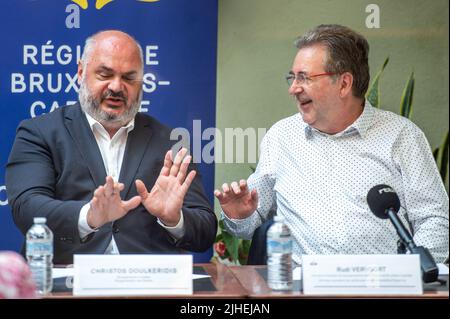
top-left (0, 0), bottom-right (217, 262)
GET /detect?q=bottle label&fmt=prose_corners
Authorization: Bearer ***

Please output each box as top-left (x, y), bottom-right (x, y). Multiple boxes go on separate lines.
top-left (27, 241), bottom-right (53, 255)
top-left (267, 238), bottom-right (292, 254)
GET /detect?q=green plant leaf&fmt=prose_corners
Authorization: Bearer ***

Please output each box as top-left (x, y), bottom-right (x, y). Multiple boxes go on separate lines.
top-left (217, 219), bottom-right (243, 262)
top-left (435, 131), bottom-right (449, 183)
top-left (238, 239), bottom-right (252, 265)
top-left (215, 233), bottom-right (223, 241)
top-left (221, 229), bottom-right (239, 262)
top-left (366, 57), bottom-right (389, 108)
top-left (433, 147), bottom-right (439, 160)
top-left (400, 71), bottom-right (415, 119)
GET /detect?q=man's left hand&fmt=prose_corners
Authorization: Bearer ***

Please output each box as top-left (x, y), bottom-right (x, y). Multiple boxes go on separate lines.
top-left (135, 148), bottom-right (196, 226)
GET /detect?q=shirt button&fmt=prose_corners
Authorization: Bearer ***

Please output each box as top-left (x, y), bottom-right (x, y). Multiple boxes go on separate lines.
top-left (113, 226), bottom-right (120, 233)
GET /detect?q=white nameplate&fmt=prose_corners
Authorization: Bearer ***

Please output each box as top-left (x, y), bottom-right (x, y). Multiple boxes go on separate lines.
top-left (302, 254), bottom-right (423, 295)
top-left (73, 254), bottom-right (193, 296)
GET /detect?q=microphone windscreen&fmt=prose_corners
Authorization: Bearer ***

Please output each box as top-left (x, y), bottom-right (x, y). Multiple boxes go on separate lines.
top-left (367, 184), bottom-right (401, 219)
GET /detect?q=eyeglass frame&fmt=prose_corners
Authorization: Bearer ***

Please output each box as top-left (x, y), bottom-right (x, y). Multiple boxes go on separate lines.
top-left (286, 71), bottom-right (338, 86)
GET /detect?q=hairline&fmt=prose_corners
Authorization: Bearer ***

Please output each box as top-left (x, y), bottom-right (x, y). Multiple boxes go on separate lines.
top-left (80, 31), bottom-right (144, 73)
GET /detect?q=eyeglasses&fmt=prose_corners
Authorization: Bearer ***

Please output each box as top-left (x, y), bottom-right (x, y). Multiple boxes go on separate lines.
top-left (286, 72), bottom-right (337, 86)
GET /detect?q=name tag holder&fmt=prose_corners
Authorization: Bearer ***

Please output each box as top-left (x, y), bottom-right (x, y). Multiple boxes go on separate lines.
top-left (302, 254), bottom-right (423, 295)
top-left (73, 254), bottom-right (193, 296)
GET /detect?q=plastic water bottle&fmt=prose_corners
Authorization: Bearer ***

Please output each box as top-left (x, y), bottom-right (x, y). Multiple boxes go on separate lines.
top-left (26, 217), bottom-right (53, 294)
top-left (266, 215), bottom-right (293, 290)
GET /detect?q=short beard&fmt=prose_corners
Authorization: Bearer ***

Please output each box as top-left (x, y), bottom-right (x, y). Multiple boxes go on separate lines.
top-left (78, 79), bottom-right (142, 130)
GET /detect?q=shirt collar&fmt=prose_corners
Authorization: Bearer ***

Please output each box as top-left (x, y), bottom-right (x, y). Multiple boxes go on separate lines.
top-left (84, 111), bottom-right (135, 135)
top-left (304, 101), bottom-right (375, 139)
top-left (347, 101), bottom-right (375, 138)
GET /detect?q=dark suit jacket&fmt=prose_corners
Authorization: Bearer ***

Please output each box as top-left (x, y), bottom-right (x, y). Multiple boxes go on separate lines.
top-left (6, 103), bottom-right (217, 264)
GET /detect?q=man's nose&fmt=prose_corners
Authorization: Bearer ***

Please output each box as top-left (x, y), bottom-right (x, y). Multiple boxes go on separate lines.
top-left (108, 76), bottom-right (124, 93)
top-left (288, 82), bottom-right (303, 95)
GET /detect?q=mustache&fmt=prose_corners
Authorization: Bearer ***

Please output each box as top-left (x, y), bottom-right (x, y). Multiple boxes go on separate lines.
top-left (294, 94), bottom-right (311, 104)
top-left (102, 90), bottom-right (127, 101)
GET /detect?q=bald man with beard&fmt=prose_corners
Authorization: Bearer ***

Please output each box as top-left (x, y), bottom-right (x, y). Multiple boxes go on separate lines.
top-left (6, 30), bottom-right (217, 264)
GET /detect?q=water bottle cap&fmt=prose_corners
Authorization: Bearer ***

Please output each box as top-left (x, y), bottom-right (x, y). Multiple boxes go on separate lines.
top-left (33, 217), bottom-right (47, 224)
top-left (273, 215), bottom-right (285, 222)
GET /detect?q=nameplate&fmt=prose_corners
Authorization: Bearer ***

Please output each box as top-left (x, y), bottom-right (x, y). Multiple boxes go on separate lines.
top-left (73, 254), bottom-right (193, 296)
top-left (302, 254), bottom-right (423, 295)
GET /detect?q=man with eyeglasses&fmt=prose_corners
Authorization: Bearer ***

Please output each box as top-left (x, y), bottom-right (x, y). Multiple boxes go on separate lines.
top-left (215, 24), bottom-right (448, 265)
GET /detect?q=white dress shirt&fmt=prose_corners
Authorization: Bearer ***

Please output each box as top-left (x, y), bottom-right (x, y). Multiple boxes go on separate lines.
top-left (78, 112), bottom-right (185, 254)
top-left (223, 103), bottom-right (449, 264)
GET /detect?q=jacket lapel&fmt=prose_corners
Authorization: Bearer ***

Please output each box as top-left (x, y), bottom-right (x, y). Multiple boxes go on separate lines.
top-left (64, 103), bottom-right (107, 187)
top-left (119, 113), bottom-right (153, 198)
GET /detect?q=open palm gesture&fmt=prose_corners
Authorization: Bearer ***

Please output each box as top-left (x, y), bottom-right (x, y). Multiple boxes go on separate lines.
top-left (214, 180), bottom-right (258, 219)
top-left (88, 176), bottom-right (141, 229)
top-left (136, 148), bottom-right (196, 226)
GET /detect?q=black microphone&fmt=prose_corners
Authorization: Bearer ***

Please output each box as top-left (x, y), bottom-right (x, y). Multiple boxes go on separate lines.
top-left (367, 184), bottom-right (438, 283)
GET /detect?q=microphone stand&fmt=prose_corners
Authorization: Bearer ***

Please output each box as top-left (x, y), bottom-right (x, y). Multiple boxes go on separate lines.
top-left (387, 209), bottom-right (439, 283)
top-left (409, 246), bottom-right (439, 283)
top-left (395, 234), bottom-right (438, 283)
top-left (397, 240), bottom-right (407, 254)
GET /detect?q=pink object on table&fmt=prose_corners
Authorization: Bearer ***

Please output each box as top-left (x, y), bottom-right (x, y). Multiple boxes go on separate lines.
top-left (0, 251), bottom-right (37, 299)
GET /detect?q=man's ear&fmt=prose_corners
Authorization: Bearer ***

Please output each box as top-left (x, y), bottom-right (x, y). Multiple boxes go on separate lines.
top-left (339, 72), bottom-right (354, 98)
top-left (77, 61), bottom-right (83, 85)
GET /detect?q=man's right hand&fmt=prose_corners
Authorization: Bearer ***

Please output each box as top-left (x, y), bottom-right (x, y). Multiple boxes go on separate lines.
top-left (214, 180), bottom-right (258, 219)
top-left (87, 176), bottom-right (141, 229)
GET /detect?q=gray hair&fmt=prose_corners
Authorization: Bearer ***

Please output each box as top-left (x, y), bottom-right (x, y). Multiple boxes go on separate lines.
top-left (294, 24), bottom-right (370, 99)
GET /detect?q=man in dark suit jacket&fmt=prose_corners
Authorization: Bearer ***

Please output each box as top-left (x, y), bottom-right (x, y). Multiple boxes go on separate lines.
top-left (6, 30), bottom-right (217, 264)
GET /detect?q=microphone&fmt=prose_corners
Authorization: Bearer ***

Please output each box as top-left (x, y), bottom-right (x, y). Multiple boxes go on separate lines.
top-left (367, 184), bottom-right (438, 283)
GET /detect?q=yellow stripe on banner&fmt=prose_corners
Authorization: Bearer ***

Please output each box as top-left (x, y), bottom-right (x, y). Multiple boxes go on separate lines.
top-left (71, 0), bottom-right (88, 10)
top-left (96, 0), bottom-right (114, 9)
top-left (72, 0), bottom-right (159, 10)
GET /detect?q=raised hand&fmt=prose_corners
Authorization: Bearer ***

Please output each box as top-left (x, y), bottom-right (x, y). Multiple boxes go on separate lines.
top-left (87, 176), bottom-right (141, 229)
top-left (135, 148), bottom-right (196, 227)
top-left (214, 180), bottom-right (258, 219)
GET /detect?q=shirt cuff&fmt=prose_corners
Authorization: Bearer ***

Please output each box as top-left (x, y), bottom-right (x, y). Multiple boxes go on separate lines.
top-left (157, 210), bottom-right (185, 240)
top-left (222, 209), bottom-right (258, 224)
top-left (221, 209), bottom-right (259, 240)
top-left (78, 202), bottom-right (99, 239)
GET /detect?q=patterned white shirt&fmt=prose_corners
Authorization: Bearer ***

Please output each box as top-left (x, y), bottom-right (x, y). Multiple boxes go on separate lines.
top-left (223, 103), bottom-right (449, 264)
